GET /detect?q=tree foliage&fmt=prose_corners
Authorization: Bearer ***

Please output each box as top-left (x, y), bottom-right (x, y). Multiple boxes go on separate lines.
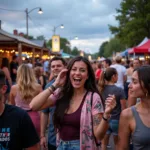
top-left (98, 41), bottom-right (108, 57)
top-left (103, 38), bottom-right (125, 57)
top-left (36, 35), bottom-right (45, 40)
top-left (71, 47), bottom-right (80, 56)
top-left (109, 0), bottom-right (150, 47)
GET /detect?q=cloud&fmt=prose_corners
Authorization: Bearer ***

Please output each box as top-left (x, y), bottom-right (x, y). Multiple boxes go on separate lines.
top-left (0, 0), bottom-right (122, 53)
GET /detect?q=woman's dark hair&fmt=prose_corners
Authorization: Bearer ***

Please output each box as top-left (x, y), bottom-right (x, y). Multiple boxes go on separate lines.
top-left (98, 67), bottom-right (117, 93)
top-left (134, 65), bottom-right (150, 96)
top-left (1, 57), bottom-right (9, 68)
top-left (53, 56), bottom-right (103, 130)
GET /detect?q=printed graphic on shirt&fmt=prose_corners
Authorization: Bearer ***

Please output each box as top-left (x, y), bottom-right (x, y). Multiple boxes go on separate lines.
top-left (0, 128), bottom-right (10, 149)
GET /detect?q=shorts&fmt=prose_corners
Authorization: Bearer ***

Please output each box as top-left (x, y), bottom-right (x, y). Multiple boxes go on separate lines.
top-left (106, 119), bottom-right (119, 136)
top-left (57, 139), bottom-right (80, 150)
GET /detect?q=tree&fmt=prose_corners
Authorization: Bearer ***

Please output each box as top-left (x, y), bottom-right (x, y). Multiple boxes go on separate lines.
top-left (109, 0), bottom-right (150, 47)
top-left (24, 34), bottom-right (34, 39)
top-left (36, 35), bottom-right (45, 40)
top-left (71, 47), bottom-right (80, 56)
top-left (103, 37), bottom-right (125, 57)
top-left (98, 41), bottom-right (108, 57)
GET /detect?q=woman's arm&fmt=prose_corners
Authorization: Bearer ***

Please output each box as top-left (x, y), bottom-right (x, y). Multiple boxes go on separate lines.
top-left (29, 85), bottom-right (56, 111)
top-left (9, 85), bottom-right (16, 105)
top-left (29, 69), bottom-right (68, 111)
top-left (39, 76), bottom-right (44, 88)
top-left (117, 108), bottom-right (131, 150)
top-left (93, 113), bottom-right (109, 140)
top-left (93, 94), bottom-right (116, 140)
top-left (2, 67), bottom-right (12, 87)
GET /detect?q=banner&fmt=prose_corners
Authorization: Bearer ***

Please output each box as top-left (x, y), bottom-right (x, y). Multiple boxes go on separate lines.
top-left (52, 35), bottom-right (60, 52)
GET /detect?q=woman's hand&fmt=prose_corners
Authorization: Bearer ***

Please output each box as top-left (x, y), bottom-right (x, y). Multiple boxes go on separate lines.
top-left (104, 94), bottom-right (116, 115)
top-left (53, 69), bottom-right (68, 88)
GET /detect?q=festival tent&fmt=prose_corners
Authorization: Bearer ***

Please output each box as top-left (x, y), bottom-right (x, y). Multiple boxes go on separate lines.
top-left (121, 37), bottom-right (148, 55)
top-left (120, 48), bottom-right (131, 57)
top-left (137, 37), bottom-right (149, 46)
top-left (128, 39), bottom-right (150, 54)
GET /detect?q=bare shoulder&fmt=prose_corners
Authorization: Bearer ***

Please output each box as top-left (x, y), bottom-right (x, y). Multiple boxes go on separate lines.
top-left (120, 107), bottom-right (133, 120)
top-left (11, 85), bottom-right (17, 91)
top-left (10, 85), bottom-right (18, 96)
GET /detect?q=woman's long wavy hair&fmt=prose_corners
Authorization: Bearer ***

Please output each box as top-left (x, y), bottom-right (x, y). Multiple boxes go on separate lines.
top-left (53, 56), bottom-right (103, 130)
top-left (17, 64), bottom-right (37, 102)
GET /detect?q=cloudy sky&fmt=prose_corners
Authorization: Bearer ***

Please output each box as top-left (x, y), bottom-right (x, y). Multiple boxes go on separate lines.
top-left (0, 0), bottom-right (122, 53)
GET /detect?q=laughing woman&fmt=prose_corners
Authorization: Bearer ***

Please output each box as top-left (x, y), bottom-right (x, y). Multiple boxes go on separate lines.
top-left (117, 65), bottom-right (150, 150)
top-left (30, 56), bottom-right (116, 150)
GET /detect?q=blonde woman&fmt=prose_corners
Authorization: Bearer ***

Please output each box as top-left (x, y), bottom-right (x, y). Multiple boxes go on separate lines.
top-left (10, 64), bottom-right (42, 136)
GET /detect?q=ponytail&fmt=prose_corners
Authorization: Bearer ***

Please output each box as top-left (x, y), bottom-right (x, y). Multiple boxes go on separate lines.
top-left (98, 67), bottom-right (117, 93)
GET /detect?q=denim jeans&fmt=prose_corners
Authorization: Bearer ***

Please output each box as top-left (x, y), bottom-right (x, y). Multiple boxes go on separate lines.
top-left (57, 139), bottom-right (80, 150)
top-left (106, 119), bottom-right (119, 135)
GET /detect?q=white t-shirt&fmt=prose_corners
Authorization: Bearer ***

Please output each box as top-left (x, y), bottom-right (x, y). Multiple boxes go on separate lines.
top-left (110, 64), bottom-right (126, 89)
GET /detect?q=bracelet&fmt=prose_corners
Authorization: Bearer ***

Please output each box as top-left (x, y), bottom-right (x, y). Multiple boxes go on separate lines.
top-left (102, 115), bottom-right (109, 122)
top-left (48, 87), bottom-right (53, 93)
top-left (50, 84), bottom-right (56, 92)
top-left (40, 135), bottom-right (45, 139)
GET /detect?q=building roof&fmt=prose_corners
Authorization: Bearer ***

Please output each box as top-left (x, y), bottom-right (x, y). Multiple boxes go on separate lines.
top-left (30, 39), bottom-right (47, 47)
top-left (0, 29), bottom-right (42, 48)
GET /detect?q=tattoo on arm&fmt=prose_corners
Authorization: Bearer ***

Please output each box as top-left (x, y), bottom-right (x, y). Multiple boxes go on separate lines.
top-left (93, 114), bottom-right (101, 126)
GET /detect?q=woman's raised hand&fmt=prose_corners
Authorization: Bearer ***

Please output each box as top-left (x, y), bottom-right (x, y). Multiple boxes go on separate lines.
top-left (104, 94), bottom-right (116, 115)
top-left (53, 69), bottom-right (68, 88)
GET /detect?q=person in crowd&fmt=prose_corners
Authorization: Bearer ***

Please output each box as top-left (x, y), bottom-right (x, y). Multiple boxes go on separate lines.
top-left (0, 70), bottom-right (40, 150)
top-left (27, 58), bottom-right (33, 68)
top-left (124, 62), bottom-right (134, 99)
top-left (110, 56), bottom-right (127, 89)
top-left (34, 66), bottom-right (46, 90)
top-left (98, 68), bottom-right (126, 150)
top-left (117, 65), bottom-right (150, 149)
top-left (144, 59), bottom-right (150, 65)
top-left (30, 56), bottom-right (116, 150)
top-left (133, 58), bottom-right (141, 69)
top-left (10, 55), bottom-right (18, 85)
top-left (40, 56), bottom-right (67, 150)
top-left (1, 57), bottom-right (12, 103)
top-left (43, 59), bottom-right (49, 74)
top-left (95, 62), bottom-right (102, 83)
top-left (9, 64), bottom-right (42, 136)
top-left (91, 60), bottom-right (97, 73)
top-left (102, 59), bottom-right (112, 70)
top-left (128, 58), bottom-right (141, 107)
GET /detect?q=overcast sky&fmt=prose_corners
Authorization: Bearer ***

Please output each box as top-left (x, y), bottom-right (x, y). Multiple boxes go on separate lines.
top-left (0, 0), bottom-right (122, 54)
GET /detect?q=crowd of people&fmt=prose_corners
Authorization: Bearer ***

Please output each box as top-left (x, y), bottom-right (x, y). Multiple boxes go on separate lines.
top-left (0, 54), bottom-right (150, 150)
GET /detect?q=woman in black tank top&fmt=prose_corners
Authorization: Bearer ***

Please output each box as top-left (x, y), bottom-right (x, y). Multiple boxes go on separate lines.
top-left (117, 66), bottom-right (150, 150)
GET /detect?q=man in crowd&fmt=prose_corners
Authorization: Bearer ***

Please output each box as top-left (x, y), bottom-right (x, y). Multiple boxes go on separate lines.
top-left (133, 58), bottom-right (141, 69)
top-left (0, 70), bottom-right (40, 150)
top-left (40, 57), bottom-right (67, 150)
top-left (110, 56), bottom-right (127, 89)
top-left (102, 58), bottom-right (112, 70)
top-left (10, 55), bottom-right (18, 85)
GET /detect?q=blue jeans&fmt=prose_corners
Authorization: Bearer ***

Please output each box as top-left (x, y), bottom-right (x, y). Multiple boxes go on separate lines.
top-left (57, 139), bottom-right (80, 150)
top-left (106, 119), bottom-right (119, 135)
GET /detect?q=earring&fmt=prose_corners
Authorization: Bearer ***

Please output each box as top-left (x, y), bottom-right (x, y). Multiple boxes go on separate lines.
top-left (146, 92), bottom-right (148, 97)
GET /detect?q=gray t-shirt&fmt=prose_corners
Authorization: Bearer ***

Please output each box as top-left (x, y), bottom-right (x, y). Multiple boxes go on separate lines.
top-left (102, 85), bottom-right (125, 120)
